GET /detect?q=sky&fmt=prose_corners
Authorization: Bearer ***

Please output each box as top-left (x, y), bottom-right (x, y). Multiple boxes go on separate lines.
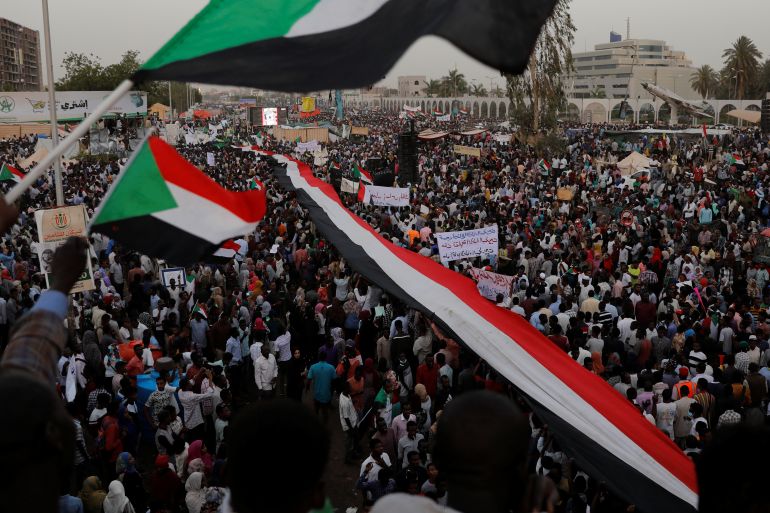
top-left (4, 0), bottom-right (769, 91)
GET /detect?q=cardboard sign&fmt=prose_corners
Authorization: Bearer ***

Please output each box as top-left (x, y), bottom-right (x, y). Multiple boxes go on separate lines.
top-left (35, 205), bottom-right (95, 293)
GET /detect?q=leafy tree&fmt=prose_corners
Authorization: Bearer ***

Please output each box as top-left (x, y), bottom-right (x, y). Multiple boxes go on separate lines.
top-left (722, 35), bottom-right (763, 100)
top-left (56, 50), bottom-right (200, 118)
top-left (504, 0), bottom-right (575, 131)
top-left (56, 52), bottom-right (107, 90)
top-left (690, 65), bottom-right (720, 99)
top-left (441, 68), bottom-right (467, 97)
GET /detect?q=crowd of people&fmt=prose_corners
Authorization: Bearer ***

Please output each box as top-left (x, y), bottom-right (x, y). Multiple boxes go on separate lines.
top-left (1, 107), bottom-right (770, 513)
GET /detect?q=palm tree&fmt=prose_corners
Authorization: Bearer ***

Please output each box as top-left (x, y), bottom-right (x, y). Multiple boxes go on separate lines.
top-left (441, 68), bottom-right (467, 97)
top-left (422, 79), bottom-right (442, 97)
top-left (690, 65), bottom-right (719, 99)
top-left (470, 83), bottom-right (488, 97)
top-left (753, 59), bottom-right (770, 97)
top-left (722, 35), bottom-right (763, 100)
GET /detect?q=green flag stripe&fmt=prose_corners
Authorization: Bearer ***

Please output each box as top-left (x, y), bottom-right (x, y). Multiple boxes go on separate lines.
top-left (142, 0), bottom-right (320, 71)
top-left (91, 140), bottom-right (178, 226)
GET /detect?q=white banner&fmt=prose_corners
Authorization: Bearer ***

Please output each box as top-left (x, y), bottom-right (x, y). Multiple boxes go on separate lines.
top-left (296, 140), bottom-right (321, 153)
top-left (0, 90), bottom-right (148, 123)
top-left (436, 114), bottom-right (451, 122)
top-left (436, 225), bottom-right (499, 262)
top-left (493, 134), bottom-right (512, 144)
top-left (206, 152), bottom-right (216, 166)
top-left (341, 178), bottom-right (359, 194)
top-left (469, 267), bottom-right (514, 300)
top-left (35, 205), bottom-right (95, 293)
top-left (403, 104), bottom-right (421, 112)
top-left (367, 185), bottom-right (410, 207)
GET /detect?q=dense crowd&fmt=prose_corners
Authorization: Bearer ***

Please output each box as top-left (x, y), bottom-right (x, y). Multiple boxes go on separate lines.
top-left (1, 109), bottom-right (770, 513)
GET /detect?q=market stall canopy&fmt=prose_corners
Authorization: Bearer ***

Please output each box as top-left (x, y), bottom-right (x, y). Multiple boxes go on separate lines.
top-left (617, 151), bottom-right (651, 175)
top-left (458, 128), bottom-right (488, 136)
top-left (726, 109), bottom-right (761, 124)
top-left (418, 129), bottom-right (449, 140)
top-left (149, 103), bottom-right (170, 117)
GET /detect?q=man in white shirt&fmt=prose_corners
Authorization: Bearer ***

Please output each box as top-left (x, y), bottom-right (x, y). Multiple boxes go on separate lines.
top-left (397, 421), bottom-right (424, 468)
top-left (274, 327), bottom-right (292, 395)
top-left (360, 438), bottom-right (392, 484)
top-left (254, 345), bottom-right (278, 399)
top-left (339, 383), bottom-right (359, 463)
top-left (177, 369), bottom-right (214, 440)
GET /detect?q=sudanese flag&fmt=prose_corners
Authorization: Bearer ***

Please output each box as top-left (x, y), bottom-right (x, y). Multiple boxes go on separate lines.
top-left (90, 137), bottom-right (266, 265)
top-left (132, 0), bottom-right (556, 91)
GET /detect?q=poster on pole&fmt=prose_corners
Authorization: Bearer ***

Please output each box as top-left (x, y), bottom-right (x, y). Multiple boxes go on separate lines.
top-left (0, 90), bottom-right (147, 123)
top-left (435, 225), bottom-right (499, 262)
top-left (35, 205), bottom-right (95, 294)
top-left (367, 185), bottom-right (410, 207)
top-left (468, 267), bottom-right (515, 300)
top-left (341, 178), bottom-right (359, 194)
top-left (453, 145), bottom-right (481, 157)
top-left (160, 267), bottom-right (186, 289)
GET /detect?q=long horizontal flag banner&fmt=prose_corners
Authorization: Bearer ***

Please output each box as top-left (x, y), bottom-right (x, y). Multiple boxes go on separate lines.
top-left (240, 146), bottom-right (698, 513)
top-left (132, 0), bottom-right (557, 91)
top-left (90, 137), bottom-right (266, 265)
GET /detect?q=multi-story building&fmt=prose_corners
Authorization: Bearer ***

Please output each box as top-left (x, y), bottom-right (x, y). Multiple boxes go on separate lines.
top-left (0, 18), bottom-right (42, 92)
top-left (398, 75), bottom-right (426, 97)
top-left (566, 38), bottom-right (697, 100)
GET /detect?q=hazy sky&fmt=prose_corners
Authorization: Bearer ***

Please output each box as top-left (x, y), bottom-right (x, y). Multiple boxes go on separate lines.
top-left (4, 0), bottom-right (769, 90)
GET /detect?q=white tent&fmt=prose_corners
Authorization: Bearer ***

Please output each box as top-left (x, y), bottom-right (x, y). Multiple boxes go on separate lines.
top-left (617, 151), bottom-right (651, 176)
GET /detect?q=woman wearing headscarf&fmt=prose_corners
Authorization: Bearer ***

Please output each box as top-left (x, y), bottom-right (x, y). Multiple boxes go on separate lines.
top-left (78, 476), bottom-right (107, 513)
top-left (149, 454), bottom-right (184, 512)
top-left (185, 472), bottom-right (207, 513)
top-left (81, 330), bottom-right (103, 377)
top-left (102, 480), bottom-right (136, 513)
top-left (116, 452), bottom-right (145, 513)
top-left (286, 348), bottom-right (307, 402)
top-left (186, 440), bottom-right (213, 475)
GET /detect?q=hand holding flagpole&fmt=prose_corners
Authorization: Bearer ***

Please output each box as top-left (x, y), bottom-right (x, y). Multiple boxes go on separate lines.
top-left (5, 79), bottom-right (135, 204)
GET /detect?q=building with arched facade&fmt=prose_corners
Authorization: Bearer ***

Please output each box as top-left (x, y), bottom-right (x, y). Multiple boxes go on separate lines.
top-left (375, 95), bottom-right (763, 125)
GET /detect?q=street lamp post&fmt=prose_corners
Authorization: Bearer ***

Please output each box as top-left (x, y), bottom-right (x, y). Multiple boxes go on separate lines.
top-left (41, 0), bottom-right (64, 205)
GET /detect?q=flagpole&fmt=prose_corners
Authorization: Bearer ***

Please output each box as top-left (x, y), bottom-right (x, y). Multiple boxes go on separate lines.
top-left (41, 0), bottom-right (63, 206)
top-left (6, 79), bottom-right (135, 203)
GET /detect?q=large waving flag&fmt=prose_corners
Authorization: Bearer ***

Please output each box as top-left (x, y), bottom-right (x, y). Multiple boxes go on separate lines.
top-left (0, 163), bottom-right (25, 183)
top-left (243, 147), bottom-right (698, 513)
top-left (352, 163), bottom-right (373, 184)
top-left (90, 137), bottom-right (266, 265)
top-left (132, 0), bottom-right (556, 91)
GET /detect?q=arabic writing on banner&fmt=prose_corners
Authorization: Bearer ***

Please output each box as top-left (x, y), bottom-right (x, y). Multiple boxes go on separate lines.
top-left (469, 267), bottom-right (514, 300)
top-left (367, 185), bottom-right (410, 207)
top-left (436, 225), bottom-right (499, 262)
top-left (0, 90), bottom-right (147, 123)
top-left (296, 140), bottom-right (321, 153)
top-left (453, 145), bottom-right (481, 157)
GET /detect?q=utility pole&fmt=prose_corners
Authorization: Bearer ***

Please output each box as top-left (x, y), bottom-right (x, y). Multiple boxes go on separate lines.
top-left (42, 0), bottom-right (64, 205)
top-left (626, 17), bottom-right (630, 40)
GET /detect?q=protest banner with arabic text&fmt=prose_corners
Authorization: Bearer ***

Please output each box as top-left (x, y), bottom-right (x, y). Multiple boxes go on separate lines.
top-left (469, 267), bottom-right (514, 300)
top-left (436, 225), bottom-right (498, 262)
top-left (367, 185), bottom-right (410, 207)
